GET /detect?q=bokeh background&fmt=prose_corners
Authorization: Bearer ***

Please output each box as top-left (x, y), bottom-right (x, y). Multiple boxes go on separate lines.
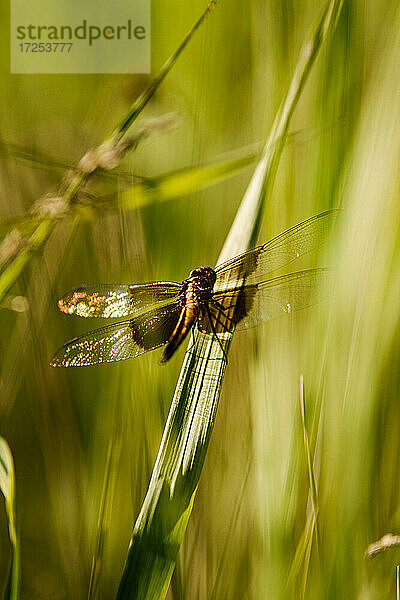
top-left (1, 0), bottom-right (400, 598)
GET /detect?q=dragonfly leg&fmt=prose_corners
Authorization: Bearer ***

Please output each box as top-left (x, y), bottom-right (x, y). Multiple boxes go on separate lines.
top-left (185, 332), bottom-right (197, 356)
top-left (213, 299), bottom-right (227, 311)
top-left (210, 300), bottom-right (237, 330)
top-left (205, 305), bottom-right (228, 364)
top-left (212, 299), bottom-right (238, 314)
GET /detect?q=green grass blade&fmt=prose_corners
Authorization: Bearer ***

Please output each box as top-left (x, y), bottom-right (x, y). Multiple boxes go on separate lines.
top-left (115, 2), bottom-right (343, 598)
top-left (284, 375), bottom-right (321, 598)
top-left (286, 513), bottom-right (316, 597)
top-left (0, 437), bottom-right (20, 600)
top-left (88, 431), bottom-right (123, 600)
top-left (0, 218), bottom-right (54, 302)
top-left (108, 151), bottom-right (258, 211)
top-left (299, 375), bottom-right (319, 545)
top-left (110, 2), bottom-right (217, 142)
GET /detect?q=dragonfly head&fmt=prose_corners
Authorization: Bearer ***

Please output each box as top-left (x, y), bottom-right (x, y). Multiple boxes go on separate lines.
top-left (189, 266), bottom-right (217, 287)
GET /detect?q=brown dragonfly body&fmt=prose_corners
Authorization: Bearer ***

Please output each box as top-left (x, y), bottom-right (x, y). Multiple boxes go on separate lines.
top-left (50, 210), bottom-right (336, 368)
top-left (162, 267), bottom-right (217, 362)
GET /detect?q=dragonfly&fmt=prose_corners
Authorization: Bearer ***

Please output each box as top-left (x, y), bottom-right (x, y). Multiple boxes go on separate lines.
top-left (50, 210), bottom-right (335, 367)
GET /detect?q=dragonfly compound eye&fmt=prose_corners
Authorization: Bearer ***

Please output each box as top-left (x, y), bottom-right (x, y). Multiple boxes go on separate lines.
top-left (189, 268), bottom-right (201, 277)
top-left (205, 267), bottom-right (217, 285)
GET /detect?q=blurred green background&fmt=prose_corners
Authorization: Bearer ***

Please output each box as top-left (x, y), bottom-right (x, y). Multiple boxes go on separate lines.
top-left (1, 0), bottom-right (400, 598)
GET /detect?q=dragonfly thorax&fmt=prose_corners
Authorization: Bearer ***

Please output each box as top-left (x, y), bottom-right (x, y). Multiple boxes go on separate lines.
top-left (188, 266), bottom-right (216, 286)
top-left (179, 266), bottom-right (216, 308)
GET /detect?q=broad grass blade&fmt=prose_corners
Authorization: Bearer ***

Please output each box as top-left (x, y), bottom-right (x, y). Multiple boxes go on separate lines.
top-left (0, 437), bottom-right (20, 600)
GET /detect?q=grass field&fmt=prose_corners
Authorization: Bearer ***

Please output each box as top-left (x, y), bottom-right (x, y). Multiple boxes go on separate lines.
top-left (1, 1), bottom-right (400, 598)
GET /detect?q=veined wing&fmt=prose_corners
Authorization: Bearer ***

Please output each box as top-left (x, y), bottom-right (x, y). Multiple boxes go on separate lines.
top-left (214, 210), bottom-right (337, 290)
top-left (50, 302), bottom-right (182, 367)
top-left (198, 268), bottom-right (329, 333)
top-left (57, 282), bottom-right (181, 318)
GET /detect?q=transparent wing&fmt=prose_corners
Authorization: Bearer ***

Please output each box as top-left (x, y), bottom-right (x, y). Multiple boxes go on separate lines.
top-left (57, 282), bottom-right (181, 318)
top-left (198, 269), bottom-right (329, 333)
top-left (214, 210), bottom-right (337, 290)
top-left (236, 268), bottom-right (330, 329)
top-left (50, 302), bottom-right (182, 367)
